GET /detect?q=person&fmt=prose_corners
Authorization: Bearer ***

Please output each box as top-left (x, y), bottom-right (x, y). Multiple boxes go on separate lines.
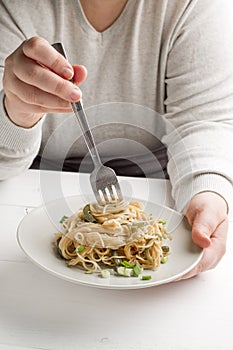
top-left (0, 0), bottom-right (233, 280)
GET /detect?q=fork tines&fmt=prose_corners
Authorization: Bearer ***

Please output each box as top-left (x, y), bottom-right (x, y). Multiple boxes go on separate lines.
top-left (90, 166), bottom-right (123, 205)
top-left (98, 184), bottom-right (122, 205)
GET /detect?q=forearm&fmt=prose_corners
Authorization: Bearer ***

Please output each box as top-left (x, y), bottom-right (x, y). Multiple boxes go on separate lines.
top-left (163, 0), bottom-right (233, 213)
top-left (164, 123), bottom-right (233, 213)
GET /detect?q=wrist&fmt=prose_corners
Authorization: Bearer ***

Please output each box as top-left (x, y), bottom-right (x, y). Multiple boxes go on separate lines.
top-left (187, 191), bottom-right (228, 216)
top-left (3, 95), bottom-right (43, 128)
top-left (194, 191), bottom-right (228, 213)
top-left (174, 173), bottom-right (232, 215)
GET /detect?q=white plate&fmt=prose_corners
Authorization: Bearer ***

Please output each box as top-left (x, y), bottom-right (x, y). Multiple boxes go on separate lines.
top-left (17, 195), bottom-right (203, 289)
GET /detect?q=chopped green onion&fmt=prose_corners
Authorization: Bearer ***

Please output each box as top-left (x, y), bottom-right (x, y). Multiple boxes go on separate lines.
top-left (117, 266), bottom-right (134, 277)
top-left (121, 261), bottom-right (133, 268)
top-left (101, 269), bottom-right (111, 278)
top-left (76, 245), bottom-right (85, 253)
top-left (161, 256), bottom-right (168, 264)
top-left (85, 270), bottom-right (93, 274)
top-left (159, 220), bottom-right (166, 225)
top-left (141, 275), bottom-right (152, 280)
top-left (59, 215), bottom-right (68, 223)
top-left (133, 264), bottom-right (143, 277)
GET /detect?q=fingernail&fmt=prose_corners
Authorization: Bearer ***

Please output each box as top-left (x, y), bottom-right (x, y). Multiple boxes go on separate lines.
top-left (63, 67), bottom-right (73, 80)
top-left (70, 88), bottom-right (81, 101)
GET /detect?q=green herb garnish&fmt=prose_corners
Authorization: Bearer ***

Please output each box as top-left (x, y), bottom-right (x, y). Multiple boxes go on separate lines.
top-left (133, 264), bottom-right (143, 277)
top-left (117, 266), bottom-right (134, 277)
top-left (141, 275), bottom-right (152, 280)
top-left (101, 269), bottom-right (111, 278)
top-left (76, 245), bottom-right (85, 253)
top-left (161, 256), bottom-right (168, 264)
top-left (159, 220), bottom-right (166, 225)
top-left (59, 215), bottom-right (68, 223)
top-left (121, 261), bottom-right (133, 268)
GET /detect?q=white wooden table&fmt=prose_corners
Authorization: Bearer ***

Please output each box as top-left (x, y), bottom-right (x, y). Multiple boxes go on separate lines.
top-left (0, 169), bottom-right (232, 350)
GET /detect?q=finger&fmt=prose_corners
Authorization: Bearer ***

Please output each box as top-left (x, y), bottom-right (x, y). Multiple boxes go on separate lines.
top-left (5, 72), bottom-right (72, 110)
top-left (22, 37), bottom-right (74, 79)
top-left (13, 54), bottom-right (82, 103)
top-left (177, 218), bottom-right (228, 281)
top-left (5, 90), bottom-right (72, 115)
top-left (73, 65), bottom-right (88, 85)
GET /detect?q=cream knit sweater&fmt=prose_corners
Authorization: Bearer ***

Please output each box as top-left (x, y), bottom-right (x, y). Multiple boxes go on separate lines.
top-left (0, 0), bottom-right (233, 212)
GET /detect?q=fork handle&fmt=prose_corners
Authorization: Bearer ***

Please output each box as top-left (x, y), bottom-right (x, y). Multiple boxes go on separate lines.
top-left (71, 100), bottom-right (102, 168)
top-left (52, 42), bottom-right (102, 168)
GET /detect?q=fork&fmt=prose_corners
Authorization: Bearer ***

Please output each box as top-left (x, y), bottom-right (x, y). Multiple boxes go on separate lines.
top-left (52, 42), bottom-right (123, 205)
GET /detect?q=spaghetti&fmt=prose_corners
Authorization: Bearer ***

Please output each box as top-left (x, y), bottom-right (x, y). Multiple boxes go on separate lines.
top-left (54, 200), bottom-right (170, 275)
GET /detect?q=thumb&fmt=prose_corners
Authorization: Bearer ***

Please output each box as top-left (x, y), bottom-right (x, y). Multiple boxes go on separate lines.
top-left (73, 65), bottom-right (87, 85)
top-left (184, 192), bottom-right (228, 249)
top-left (191, 214), bottom-right (212, 248)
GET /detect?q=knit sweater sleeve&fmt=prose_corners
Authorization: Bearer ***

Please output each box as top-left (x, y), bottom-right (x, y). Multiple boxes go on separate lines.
top-left (0, 2), bottom-right (43, 180)
top-left (0, 90), bottom-right (43, 180)
top-left (163, 0), bottom-right (233, 212)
